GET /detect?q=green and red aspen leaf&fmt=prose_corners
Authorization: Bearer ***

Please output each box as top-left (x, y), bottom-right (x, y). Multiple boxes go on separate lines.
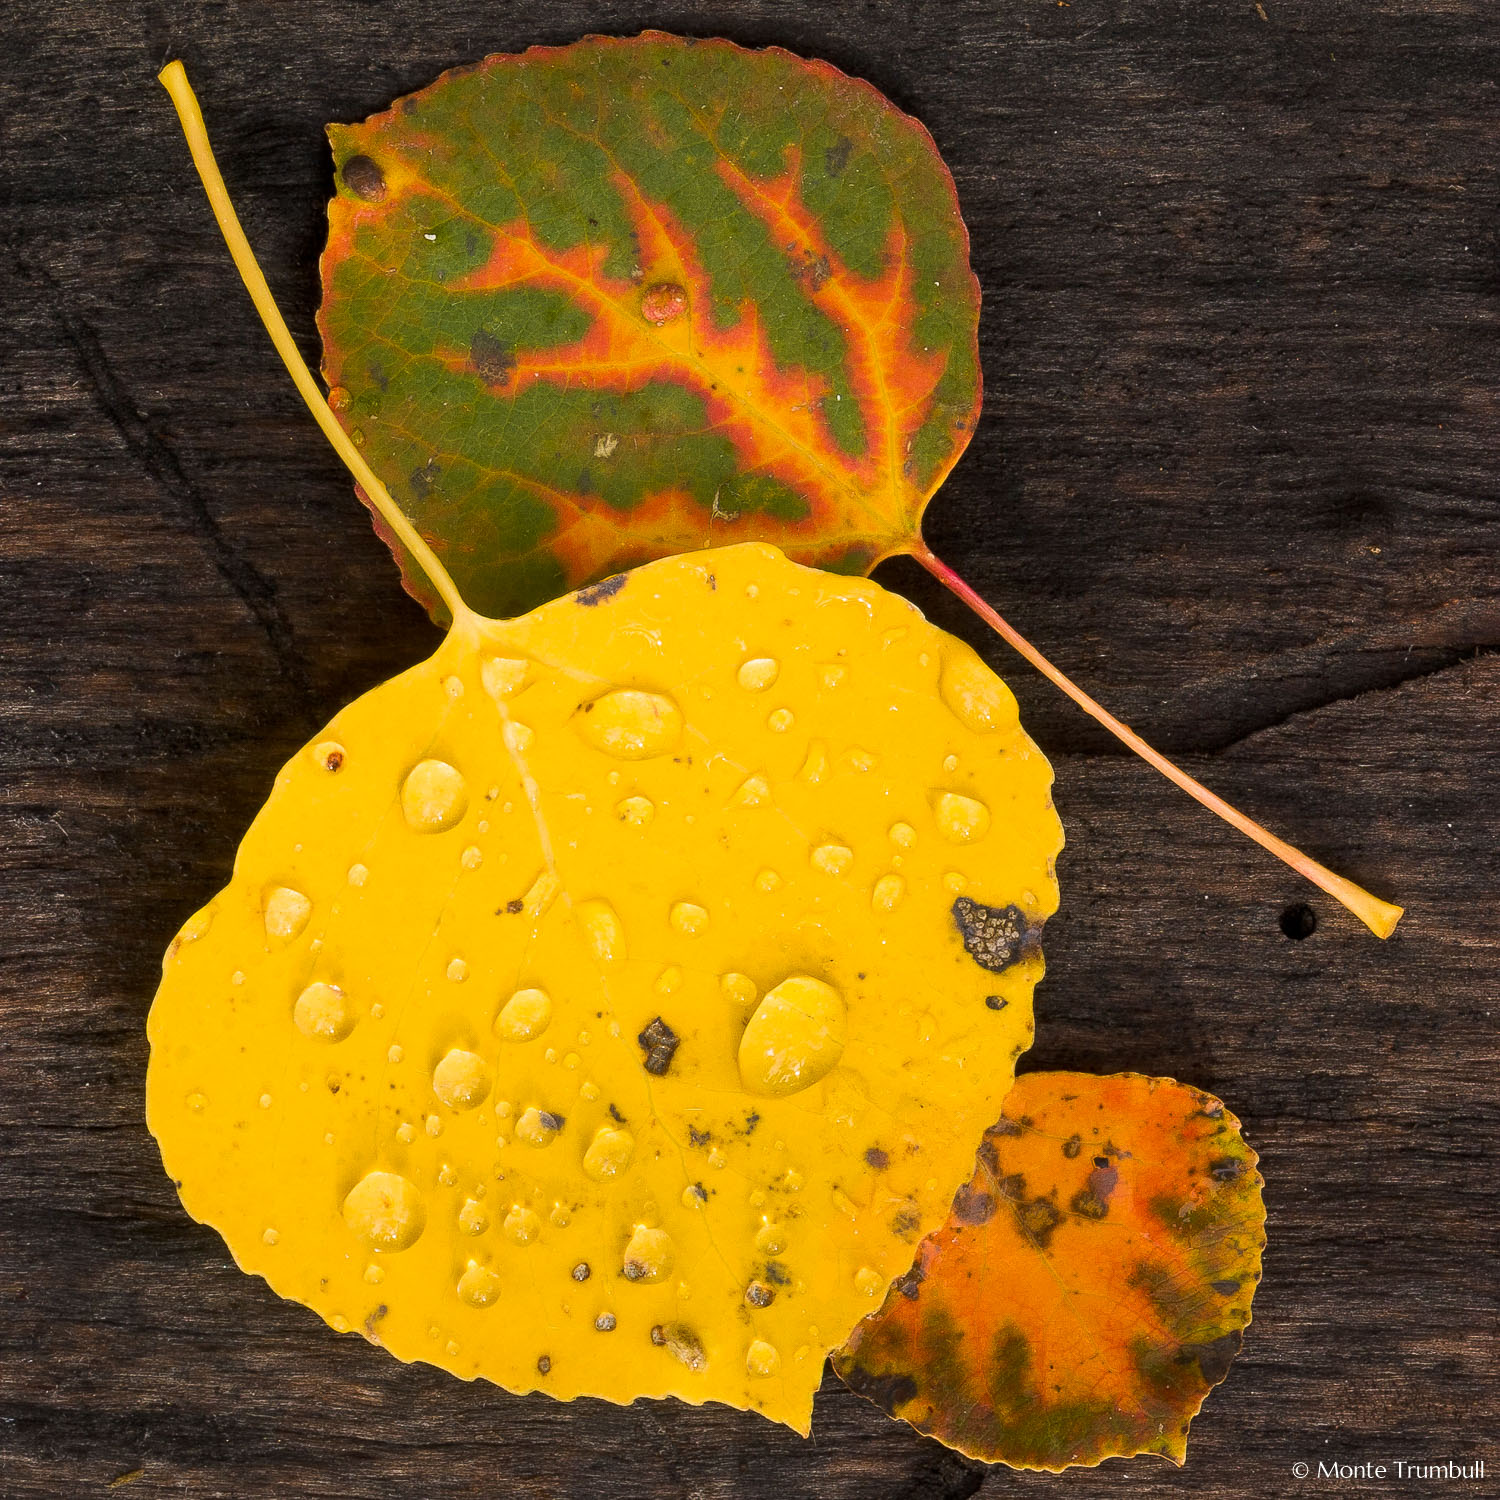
top-left (319, 30), bottom-right (979, 620)
top-left (833, 1072), bottom-right (1266, 1471)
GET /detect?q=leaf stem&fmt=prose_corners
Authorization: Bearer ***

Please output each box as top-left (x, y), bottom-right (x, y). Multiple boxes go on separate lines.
top-left (912, 543), bottom-right (1402, 939)
top-left (157, 61), bottom-right (472, 629)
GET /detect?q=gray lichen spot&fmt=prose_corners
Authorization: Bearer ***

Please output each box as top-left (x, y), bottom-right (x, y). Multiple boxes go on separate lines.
top-left (951, 897), bottom-right (1036, 974)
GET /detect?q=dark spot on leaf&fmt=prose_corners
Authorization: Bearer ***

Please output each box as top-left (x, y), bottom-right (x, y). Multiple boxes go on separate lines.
top-left (825, 137), bottom-right (853, 177)
top-left (763, 1260), bottom-right (791, 1286)
top-left (952, 1183), bottom-right (996, 1225)
top-left (536, 1354), bottom-right (551, 1375)
top-left (503, 898), bottom-right (524, 914)
top-left (890, 1205), bottom-right (921, 1240)
top-left (608, 1103), bottom-right (627, 1125)
top-left (984, 994), bottom-right (1008, 1011)
top-left (340, 154), bottom-right (387, 202)
top-left (897, 1265), bottom-right (925, 1300)
top-left (1062, 1134), bottom-right (1081, 1159)
top-left (638, 1017), bottom-right (679, 1075)
top-left (1212, 1279), bottom-right (1242, 1296)
top-left (1187, 1330), bottom-right (1242, 1386)
top-left (572, 1262), bottom-right (591, 1282)
top-left (743, 1110), bottom-right (760, 1134)
top-left (839, 1363), bottom-right (918, 1413)
top-left (1017, 1194), bottom-right (1065, 1250)
top-left (1094, 1155), bottom-right (1111, 1169)
top-left (952, 897), bottom-right (1035, 973)
top-left (362, 1304), bottom-right (388, 1341)
top-left (745, 1281), bottom-right (775, 1308)
top-left (864, 1146), bottom-right (890, 1171)
top-left (688, 1126), bottom-right (711, 1148)
top-left (1069, 1185), bottom-right (1110, 1220)
top-left (706, 573), bottom-right (716, 590)
top-left (409, 460), bottom-right (440, 500)
top-left (470, 328), bottom-right (514, 383)
top-left (576, 573), bottom-right (627, 606)
top-left (989, 1115), bottom-right (1025, 1139)
top-left (662, 1323), bottom-right (706, 1370)
top-left (321, 746), bottom-right (344, 772)
top-left (538, 1111), bottom-right (565, 1132)
top-left (686, 1182), bottom-right (707, 1203)
top-left (1209, 1157), bottom-right (1245, 1182)
top-left (649, 1323), bottom-right (666, 1345)
top-left (640, 282), bottom-right (687, 324)
top-left (594, 1312), bottom-right (616, 1331)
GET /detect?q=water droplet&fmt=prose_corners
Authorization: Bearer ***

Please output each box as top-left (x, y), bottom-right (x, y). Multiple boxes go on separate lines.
top-left (342, 1171), bottom-right (425, 1252)
top-left (737, 657), bottom-right (779, 692)
top-left (231, 970), bottom-right (245, 986)
top-left (262, 1227), bottom-right (280, 1246)
top-left (348, 863), bottom-right (369, 887)
top-left (833, 1189), bottom-right (859, 1220)
top-left (446, 957), bottom-right (469, 983)
top-left (263, 886), bottom-right (311, 941)
top-left (754, 1222), bottom-right (787, 1255)
top-left (755, 869), bottom-right (781, 893)
top-left (721, 972), bottom-right (757, 1006)
top-left (515, 1107), bottom-right (562, 1147)
top-left (495, 988), bottom-right (552, 1042)
top-left (746, 1340), bottom-right (780, 1377)
top-left (396, 1123), bottom-right (416, 1144)
top-left (563, 1051), bottom-right (580, 1070)
top-left (328, 385), bottom-right (351, 411)
top-left (708, 1147), bottom-right (727, 1169)
top-left (388, 1044), bottom-right (404, 1064)
top-left (811, 843), bottom-right (853, 877)
top-left (871, 874), bottom-right (906, 912)
top-left (364, 1263), bottom-right (384, 1284)
top-left (582, 1125), bottom-right (635, 1181)
top-left (622, 1225), bottom-right (674, 1283)
top-left (655, 965), bottom-right (682, 995)
top-left (616, 795), bottom-right (654, 824)
top-left (433, 1049), bottom-right (491, 1111)
top-left (259, 1093), bottom-right (272, 1109)
top-left (730, 773), bottom-right (770, 807)
top-left (185, 1091), bottom-right (207, 1113)
top-left (521, 871), bottom-right (560, 917)
top-left (940, 652), bottom-right (1018, 733)
top-left (482, 656), bottom-right (530, 700)
top-left (934, 791), bottom-right (990, 844)
top-left (443, 674), bottom-right (464, 700)
top-left (458, 1198), bottom-right (489, 1236)
top-left (577, 900), bottom-right (625, 962)
top-left (425, 1114), bottom-right (443, 1138)
top-left (401, 759), bottom-right (468, 833)
top-left (579, 1081), bottom-right (601, 1102)
top-left (457, 1261), bottom-right (502, 1308)
top-left (294, 981), bottom-right (355, 1042)
top-left (796, 741), bottom-right (828, 783)
top-left (503, 1205), bottom-right (540, 1244)
top-left (461, 846), bottom-right (483, 870)
top-left (595, 1312), bottom-right (617, 1332)
top-left (576, 689), bottom-right (682, 760)
top-left (551, 1203), bottom-right (571, 1228)
top-left (767, 708), bottom-right (794, 733)
top-left (738, 976), bottom-right (847, 1096)
top-left (670, 900), bottom-right (708, 936)
top-left (783, 1168), bottom-right (804, 1192)
top-left (889, 822), bottom-right (917, 849)
top-left (943, 871), bottom-right (967, 893)
top-left (639, 280), bottom-right (688, 324)
top-left (854, 1266), bottom-right (884, 1297)
top-left (943, 753), bottom-right (959, 773)
top-left (682, 1184), bottom-right (707, 1208)
top-left (821, 664), bottom-right (846, 689)
top-left (503, 721), bottom-right (534, 755)
top-left (845, 749), bottom-right (877, 773)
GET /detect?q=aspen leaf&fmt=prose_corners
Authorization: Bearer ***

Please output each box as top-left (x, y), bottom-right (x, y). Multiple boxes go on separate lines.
top-left (148, 543), bottom-right (1063, 1432)
top-left (833, 1071), bottom-right (1266, 1469)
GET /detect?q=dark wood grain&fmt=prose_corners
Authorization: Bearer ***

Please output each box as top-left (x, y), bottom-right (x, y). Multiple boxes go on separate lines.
top-left (2, 2), bottom-right (1497, 1496)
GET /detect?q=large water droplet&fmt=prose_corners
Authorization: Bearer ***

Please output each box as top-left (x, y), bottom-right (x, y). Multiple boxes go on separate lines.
top-left (577, 900), bottom-right (625, 962)
top-left (495, 988), bottom-right (552, 1042)
top-left (457, 1261), bottom-right (502, 1307)
top-left (622, 1224), bottom-right (674, 1282)
top-left (738, 976), bottom-right (846, 1097)
top-left (433, 1049), bottom-right (491, 1110)
top-left (737, 657), bottom-right (779, 692)
top-left (576, 689), bottom-right (682, 759)
top-left (264, 886), bottom-right (311, 941)
top-left (582, 1124), bottom-right (635, 1181)
top-left (294, 981), bottom-right (355, 1042)
top-left (933, 791), bottom-right (990, 844)
top-left (402, 759), bottom-right (468, 833)
top-left (342, 1171), bottom-right (425, 1252)
top-left (940, 652), bottom-right (1018, 733)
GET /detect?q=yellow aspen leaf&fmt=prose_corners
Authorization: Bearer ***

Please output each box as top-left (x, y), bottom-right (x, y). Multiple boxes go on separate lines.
top-left (148, 543), bottom-right (1063, 1433)
top-left (833, 1071), bottom-right (1266, 1468)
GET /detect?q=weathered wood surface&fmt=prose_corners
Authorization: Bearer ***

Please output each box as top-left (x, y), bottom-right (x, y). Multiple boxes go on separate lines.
top-left (2, 1), bottom-right (1497, 1495)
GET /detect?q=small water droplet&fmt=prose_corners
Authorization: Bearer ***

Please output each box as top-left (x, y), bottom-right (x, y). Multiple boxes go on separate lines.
top-left (577, 689), bottom-right (682, 760)
top-left (746, 1339), bottom-right (780, 1377)
top-left (342, 1171), bottom-right (425, 1252)
top-left (433, 1049), bottom-right (491, 1111)
top-left (730, 773), bottom-right (770, 807)
top-left (640, 281), bottom-right (687, 324)
top-left (495, 988), bottom-right (552, 1042)
top-left (388, 1044), bottom-right (404, 1064)
top-left (737, 657), bottom-right (779, 692)
top-left (595, 1312), bottom-right (617, 1332)
top-left (263, 886), bottom-right (311, 941)
top-left (504, 1205), bottom-right (540, 1244)
top-left (515, 1107), bottom-right (562, 1147)
top-left (503, 721), bottom-right (534, 754)
top-left (755, 869), bottom-right (781, 892)
top-left (348, 863), bottom-right (369, 887)
top-left (943, 871), bottom-right (968, 894)
top-left (443, 674), bottom-right (465, 699)
top-left (940, 652), bottom-right (1018, 733)
top-left (328, 385), bottom-right (351, 411)
top-left (446, 957), bottom-right (469, 983)
top-left (854, 1266), bottom-right (884, 1297)
top-left (721, 972), bottom-right (757, 1006)
top-left (767, 708), bottom-right (794, 733)
top-left (402, 760), bottom-right (468, 833)
top-left (933, 791), bottom-right (990, 843)
top-left (943, 753), bottom-right (959, 773)
top-left (262, 1227), bottom-right (280, 1246)
top-left (580, 1081), bottom-right (601, 1102)
top-left (833, 1189), bottom-right (859, 1220)
top-left (185, 1091), bottom-right (207, 1113)
top-left (458, 1198), bottom-right (489, 1236)
top-left (754, 1222), bottom-right (787, 1255)
top-left (231, 970), bottom-right (245, 986)
top-left (821, 664), bottom-right (846, 689)
top-left (550, 1203), bottom-right (571, 1228)
top-left (258, 1093), bottom-right (272, 1109)
top-left (811, 843), bottom-right (853, 876)
top-left (396, 1123), bottom-right (416, 1144)
top-left (616, 795), bottom-right (654, 825)
top-left (461, 845), bottom-right (483, 870)
top-left (425, 1114), bottom-right (443, 1138)
top-left (364, 1263), bottom-right (384, 1284)
top-left (871, 874), bottom-right (905, 912)
top-left (670, 900), bottom-right (709, 936)
top-left (655, 965), bottom-right (682, 995)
